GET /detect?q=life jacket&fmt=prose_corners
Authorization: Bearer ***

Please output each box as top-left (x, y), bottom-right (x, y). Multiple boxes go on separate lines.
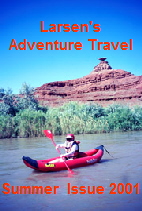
top-left (65, 141), bottom-right (79, 158)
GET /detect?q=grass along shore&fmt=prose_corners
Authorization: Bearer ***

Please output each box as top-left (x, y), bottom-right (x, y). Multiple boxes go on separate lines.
top-left (0, 101), bottom-right (142, 139)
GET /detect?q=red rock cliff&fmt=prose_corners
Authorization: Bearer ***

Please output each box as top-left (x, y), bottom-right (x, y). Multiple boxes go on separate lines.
top-left (35, 58), bottom-right (142, 106)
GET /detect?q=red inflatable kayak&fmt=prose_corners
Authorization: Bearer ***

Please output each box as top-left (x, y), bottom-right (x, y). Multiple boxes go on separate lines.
top-left (23, 145), bottom-right (104, 172)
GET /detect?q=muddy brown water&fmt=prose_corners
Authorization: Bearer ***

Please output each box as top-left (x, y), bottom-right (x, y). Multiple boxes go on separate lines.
top-left (0, 131), bottom-right (142, 211)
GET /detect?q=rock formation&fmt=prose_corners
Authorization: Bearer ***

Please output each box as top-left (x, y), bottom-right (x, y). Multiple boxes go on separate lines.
top-left (34, 58), bottom-right (142, 106)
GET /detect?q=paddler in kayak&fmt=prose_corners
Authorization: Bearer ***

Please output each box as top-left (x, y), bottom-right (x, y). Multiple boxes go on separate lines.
top-left (50, 134), bottom-right (80, 163)
top-left (57, 134), bottom-right (80, 160)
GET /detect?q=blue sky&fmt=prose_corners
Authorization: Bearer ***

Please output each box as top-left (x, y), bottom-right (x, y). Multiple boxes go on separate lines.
top-left (1, 0), bottom-right (142, 94)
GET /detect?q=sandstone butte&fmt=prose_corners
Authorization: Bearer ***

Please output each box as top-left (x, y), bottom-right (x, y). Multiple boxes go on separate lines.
top-left (34, 58), bottom-right (142, 107)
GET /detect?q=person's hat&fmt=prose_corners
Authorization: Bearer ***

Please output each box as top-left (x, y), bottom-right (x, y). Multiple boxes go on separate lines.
top-left (66, 134), bottom-right (75, 140)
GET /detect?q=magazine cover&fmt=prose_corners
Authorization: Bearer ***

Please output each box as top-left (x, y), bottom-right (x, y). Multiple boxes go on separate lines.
top-left (0, 0), bottom-right (142, 210)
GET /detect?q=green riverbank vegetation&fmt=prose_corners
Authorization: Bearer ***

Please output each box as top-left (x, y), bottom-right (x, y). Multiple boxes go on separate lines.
top-left (0, 84), bottom-right (142, 139)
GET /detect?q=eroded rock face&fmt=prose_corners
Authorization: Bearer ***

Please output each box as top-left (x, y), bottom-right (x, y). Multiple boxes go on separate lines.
top-left (91, 57), bottom-right (112, 73)
top-left (34, 59), bottom-right (142, 106)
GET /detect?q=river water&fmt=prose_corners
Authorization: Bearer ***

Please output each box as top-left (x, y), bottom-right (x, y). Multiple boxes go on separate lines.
top-left (0, 131), bottom-right (142, 211)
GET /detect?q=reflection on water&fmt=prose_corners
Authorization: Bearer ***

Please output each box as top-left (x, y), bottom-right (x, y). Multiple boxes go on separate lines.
top-left (0, 131), bottom-right (142, 210)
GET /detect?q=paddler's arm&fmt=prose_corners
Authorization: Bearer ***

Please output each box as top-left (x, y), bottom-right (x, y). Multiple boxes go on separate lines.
top-left (56, 143), bottom-right (66, 149)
